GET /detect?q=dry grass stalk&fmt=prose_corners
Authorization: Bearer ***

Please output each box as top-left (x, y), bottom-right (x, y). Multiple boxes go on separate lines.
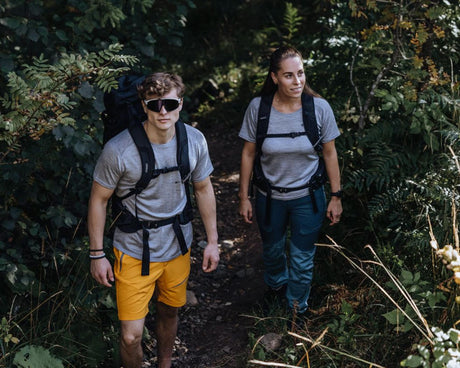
top-left (316, 238), bottom-right (434, 342)
top-left (288, 331), bottom-right (387, 368)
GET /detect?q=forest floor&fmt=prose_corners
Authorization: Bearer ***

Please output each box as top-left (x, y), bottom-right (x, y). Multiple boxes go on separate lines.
top-left (143, 122), bottom-right (267, 367)
top-left (141, 122), bottom-right (359, 367)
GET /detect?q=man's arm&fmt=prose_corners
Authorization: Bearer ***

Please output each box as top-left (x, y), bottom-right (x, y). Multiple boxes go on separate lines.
top-left (193, 177), bottom-right (219, 272)
top-left (88, 181), bottom-right (115, 287)
top-left (238, 141), bottom-right (256, 223)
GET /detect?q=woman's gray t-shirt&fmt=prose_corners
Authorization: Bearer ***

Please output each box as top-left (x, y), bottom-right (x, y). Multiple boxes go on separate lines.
top-left (239, 96), bottom-right (340, 200)
top-left (93, 123), bottom-right (213, 262)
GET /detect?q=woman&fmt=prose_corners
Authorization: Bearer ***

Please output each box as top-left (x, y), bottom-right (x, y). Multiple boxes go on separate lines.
top-left (238, 46), bottom-right (342, 318)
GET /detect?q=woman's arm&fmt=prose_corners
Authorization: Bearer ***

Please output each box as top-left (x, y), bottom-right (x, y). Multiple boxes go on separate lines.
top-left (322, 140), bottom-right (343, 225)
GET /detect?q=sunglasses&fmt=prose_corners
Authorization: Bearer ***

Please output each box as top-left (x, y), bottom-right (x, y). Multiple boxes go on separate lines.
top-left (144, 98), bottom-right (181, 113)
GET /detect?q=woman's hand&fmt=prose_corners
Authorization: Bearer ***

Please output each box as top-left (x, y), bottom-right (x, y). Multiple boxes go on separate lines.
top-left (239, 198), bottom-right (253, 224)
top-left (326, 197), bottom-right (342, 225)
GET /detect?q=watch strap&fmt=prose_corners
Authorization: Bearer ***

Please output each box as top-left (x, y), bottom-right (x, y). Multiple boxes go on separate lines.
top-left (330, 190), bottom-right (343, 198)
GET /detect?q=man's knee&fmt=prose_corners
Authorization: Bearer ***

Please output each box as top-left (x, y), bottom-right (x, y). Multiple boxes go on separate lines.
top-left (120, 329), bottom-right (142, 348)
top-left (156, 302), bottom-right (178, 319)
top-left (120, 320), bottom-right (144, 349)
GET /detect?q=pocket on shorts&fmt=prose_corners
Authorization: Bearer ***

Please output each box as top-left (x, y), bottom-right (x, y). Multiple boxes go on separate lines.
top-left (118, 252), bottom-right (125, 273)
top-left (114, 248), bottom-right (126, 274)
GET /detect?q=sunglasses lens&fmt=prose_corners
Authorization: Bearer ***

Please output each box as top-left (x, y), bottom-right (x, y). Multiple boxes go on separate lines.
top-left (145, 99), bottom-right (180, 112)
top-left (146, 100), bottom-right (162, 112)
top-left (163, 99), bottom-right (180, 111)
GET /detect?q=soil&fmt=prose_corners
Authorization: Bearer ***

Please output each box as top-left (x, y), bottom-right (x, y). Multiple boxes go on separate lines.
top-left (143, 122), bottom-right (267, 368)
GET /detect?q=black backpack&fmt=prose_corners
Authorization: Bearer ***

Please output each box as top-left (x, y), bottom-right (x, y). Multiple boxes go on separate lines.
top-left (253, 93), bottom-right (327, 225)
top-left (101, 75), bottom-right (193, 276)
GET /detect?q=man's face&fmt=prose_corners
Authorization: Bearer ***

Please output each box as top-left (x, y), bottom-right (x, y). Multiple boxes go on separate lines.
top-left (142, 88), bottom-right (183, 133)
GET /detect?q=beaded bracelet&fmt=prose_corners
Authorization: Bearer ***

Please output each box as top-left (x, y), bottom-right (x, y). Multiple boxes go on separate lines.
top-left (89, 253), bottom-right (106, 260)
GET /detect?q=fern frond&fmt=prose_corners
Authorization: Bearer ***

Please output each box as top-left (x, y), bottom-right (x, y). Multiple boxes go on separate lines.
top-left (283, 3), bottom-right (302, 42)
top-left (0, 43), bottom-right (138, 158)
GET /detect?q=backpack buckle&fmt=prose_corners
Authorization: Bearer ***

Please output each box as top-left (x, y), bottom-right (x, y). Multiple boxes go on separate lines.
top-left (290, 132), bottom-right (303, 138)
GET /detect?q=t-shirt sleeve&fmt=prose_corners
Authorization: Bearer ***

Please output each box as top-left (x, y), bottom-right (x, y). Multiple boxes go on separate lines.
top-left (190, 129), bottom-right (214, 183)
top-left (315, 98), bottom-right (340, 143)
top-left (238, 97), bottom-right (260, 143)
top-left (93, 143), bottom-right (123, 190)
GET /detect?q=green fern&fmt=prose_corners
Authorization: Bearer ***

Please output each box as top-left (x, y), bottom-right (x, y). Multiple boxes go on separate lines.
top-left (283, 3), bottom-right (302, 43)
top-left (0, 43), bottom-right (138, 158)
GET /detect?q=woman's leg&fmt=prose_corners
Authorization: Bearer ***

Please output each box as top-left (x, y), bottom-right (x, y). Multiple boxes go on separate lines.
top-left (286, 188), bottom-right (326, 314)
top-left (255, 191), bottom-right (290, 290)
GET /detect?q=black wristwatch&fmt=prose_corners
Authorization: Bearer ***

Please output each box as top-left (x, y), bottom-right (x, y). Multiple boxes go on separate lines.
top-left (330, 190), bottom-right (343, 198)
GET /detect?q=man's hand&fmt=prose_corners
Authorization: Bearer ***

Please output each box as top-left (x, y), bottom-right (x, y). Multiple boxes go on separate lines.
top-left (202, 243), bottom-right (220, 273)
top-left (90, 258), bottom-right (114, 287)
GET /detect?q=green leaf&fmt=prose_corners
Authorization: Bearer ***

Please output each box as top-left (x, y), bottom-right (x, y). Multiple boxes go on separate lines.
top-left (449, 329), bottom-right (460, 344)
top-left (78, 81), bottom-right (94, 99)
top-left (55, 30), bottom-right (68, 41)
top-left (0, 17), bottom-right (21, 29)
top-left (13, 345), bottom-right (64, 368)
top-left (401, 355), bottom-right (424, 367)
top-left (382, 309), bottom-right (400, 325)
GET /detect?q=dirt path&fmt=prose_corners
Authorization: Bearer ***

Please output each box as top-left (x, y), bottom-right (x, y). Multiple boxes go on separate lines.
top-left (144, 123), bottom-right (266, 367)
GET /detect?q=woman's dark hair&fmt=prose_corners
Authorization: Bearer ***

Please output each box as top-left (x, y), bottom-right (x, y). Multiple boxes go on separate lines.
top-left (259, 46), bottom-right (320, 97)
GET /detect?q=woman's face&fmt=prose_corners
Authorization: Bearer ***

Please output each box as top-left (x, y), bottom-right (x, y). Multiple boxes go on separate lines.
top-left (271, 56), bottom-right (305, 99)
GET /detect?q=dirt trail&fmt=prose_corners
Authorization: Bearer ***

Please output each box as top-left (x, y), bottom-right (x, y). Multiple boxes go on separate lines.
top-left (144, 123), bottom-right (266, 367)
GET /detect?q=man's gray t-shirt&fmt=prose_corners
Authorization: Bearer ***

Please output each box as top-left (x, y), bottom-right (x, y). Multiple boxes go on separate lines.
top-left (239, 96), bottom-right (340, 200)
top-left (93, 123), bottom-right (213, 262)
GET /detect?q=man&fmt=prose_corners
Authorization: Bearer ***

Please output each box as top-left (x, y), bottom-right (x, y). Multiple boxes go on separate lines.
top-left (88, 72), bottom-right (219, 368)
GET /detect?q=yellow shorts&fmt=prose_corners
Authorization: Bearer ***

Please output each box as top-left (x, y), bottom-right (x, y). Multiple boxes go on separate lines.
top-left (113, 248), bottom-right (190, 321)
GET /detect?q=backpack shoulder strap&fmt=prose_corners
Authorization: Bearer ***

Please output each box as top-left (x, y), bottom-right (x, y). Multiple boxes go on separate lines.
top-left (256, 94), bottom-right (274, 154)
top-left (175, 120), bottom-right (194, 220)
top-left (175, 120), bottom-right (189, 180)
top-left (301, 93), bottom-right (322, 153)
top-left (128, 122), bottom-right (155, 193)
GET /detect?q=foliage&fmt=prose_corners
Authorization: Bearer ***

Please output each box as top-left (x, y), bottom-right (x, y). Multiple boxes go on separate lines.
top-left (13, 345), bottom-right (64, 368)
top-left (382, 270), bottom-right (446, 333)
top-left (0, 43), bottom-right (135, 298)
top-left (326, 301), bottom-right (361, 347)
top-left (401, 327), bottom-right (460, 368)
top-left (0, 44), bottom-right (137, 152)
top-left (331, 0), bottom-right (460, 264)
top-left (0, 0), bottom-right (196, 365)
top-left (0, 0), bottom-right (196, 77)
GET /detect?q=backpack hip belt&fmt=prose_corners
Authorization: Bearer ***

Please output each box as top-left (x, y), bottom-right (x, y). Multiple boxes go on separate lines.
top-left (140, 213), bottom-right (191, 276)
top-left (113, 194), bottom-right (193, 276)
top-left (255, 158), bottom-right (326, 226)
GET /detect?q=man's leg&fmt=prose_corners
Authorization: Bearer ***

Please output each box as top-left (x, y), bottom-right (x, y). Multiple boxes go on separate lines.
top-left (120, 318), bottom-right (145, 368)
top-left (155, 302), bottom-right (179, 368)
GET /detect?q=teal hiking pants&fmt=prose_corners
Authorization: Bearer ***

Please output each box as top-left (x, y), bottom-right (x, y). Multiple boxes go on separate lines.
top-left (255, 187), bottom-right (326, 313)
